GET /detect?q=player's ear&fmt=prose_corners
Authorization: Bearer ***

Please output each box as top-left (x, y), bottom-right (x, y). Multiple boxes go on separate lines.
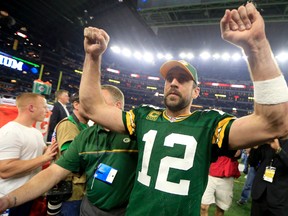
top-left (192, 86), bottom-right (200, 99)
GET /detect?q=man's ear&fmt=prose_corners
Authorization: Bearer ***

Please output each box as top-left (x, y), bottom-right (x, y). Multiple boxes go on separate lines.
top-left (73, 101), bottom-right (80, 110)
top-left (28, 104), bottom-right (34, 112)
top-left (192, 86), bottom-right (200, 99)
top-left (115, 101), bottom-right (123, 110)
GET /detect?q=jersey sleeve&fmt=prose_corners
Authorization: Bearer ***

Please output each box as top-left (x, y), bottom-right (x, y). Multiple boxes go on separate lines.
top-left (122, 105), bottom-right (163, 136)
top-left (123, 109), bottom-right (136, 136)
top-left (210, 110), bottom-right (237, 159)
top-left (212, 116), bottom-right (235, 148)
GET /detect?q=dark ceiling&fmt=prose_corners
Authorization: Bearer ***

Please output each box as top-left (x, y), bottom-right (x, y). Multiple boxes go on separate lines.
top-left (1, 0), bottom-right (288, 70)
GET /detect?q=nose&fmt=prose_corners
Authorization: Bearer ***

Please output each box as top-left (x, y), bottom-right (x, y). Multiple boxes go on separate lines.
top-left (170, 77), bottom-right (179, 86)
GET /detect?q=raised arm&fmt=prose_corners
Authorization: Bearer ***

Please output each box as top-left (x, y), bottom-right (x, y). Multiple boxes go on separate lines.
top-left (0, 164), bottom-right (70, 213)
top-left (220, 3), bottom-right (288, 148)
top-left (79, 27), bottom-right (126, 133)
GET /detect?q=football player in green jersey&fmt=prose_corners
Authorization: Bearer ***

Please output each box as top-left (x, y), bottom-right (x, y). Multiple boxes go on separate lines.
top-left (78, 2), bottom-right (288, 215)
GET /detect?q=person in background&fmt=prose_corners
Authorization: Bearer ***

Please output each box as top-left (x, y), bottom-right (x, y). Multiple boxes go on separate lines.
top-left (47, 89), bottom-right (70, 141)
top-left (0, 92), bottom-right (58, 216)
top-left (47, 92), bottom-right (89, 216)
top-left (201, 150), bottom-right (241, 216)
top-left (78, 2), bottom-right (288, 215)
top-left (0, 85), bottom-right (138, 216)
top-left (241, 149), bottom-right (249, 174)
top-left (237, 148), bottom-right (257, 206)
top-left (250, 138), bottom-right (288, 216)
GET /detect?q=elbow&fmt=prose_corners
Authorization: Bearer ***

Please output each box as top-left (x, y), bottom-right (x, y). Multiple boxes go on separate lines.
top-left (262, 103), bottom-right (288, 139)
top-left (269, 116), bottom-right (288, 139)
top-left (279, 121), bottom-right (288, 139)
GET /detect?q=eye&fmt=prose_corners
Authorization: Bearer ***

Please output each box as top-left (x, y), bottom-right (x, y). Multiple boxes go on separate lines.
top-left (177, 75), bottom-right (188, 84)
top-left (166, 74), bottom-right (190, 84)
top-left (166, 75), bottom-right (174, 83)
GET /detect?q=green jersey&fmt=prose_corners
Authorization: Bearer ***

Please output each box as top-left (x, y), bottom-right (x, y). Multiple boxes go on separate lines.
top-left (123, 105), bottom-right (235, 215)
top-left (56, 125), bottom-right (138, 210)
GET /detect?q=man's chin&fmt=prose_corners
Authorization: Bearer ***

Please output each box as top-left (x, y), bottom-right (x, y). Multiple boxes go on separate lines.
top-left (165, 101), bottom-right (180, 110)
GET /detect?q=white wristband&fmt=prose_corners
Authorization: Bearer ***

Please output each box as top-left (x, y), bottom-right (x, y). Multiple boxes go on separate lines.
top-left (253, 75), bottom-right (288, 104)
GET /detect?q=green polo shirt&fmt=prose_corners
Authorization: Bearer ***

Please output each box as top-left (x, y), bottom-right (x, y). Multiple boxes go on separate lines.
top-left (56, 125), bottom-right (138, 210)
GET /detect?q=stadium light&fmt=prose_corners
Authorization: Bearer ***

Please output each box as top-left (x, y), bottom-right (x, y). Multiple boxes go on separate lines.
top-left (276, 52), bottom-right (288, 62)
top-left (108, 44), bottom-right (288, 64)
top-left (186, 53), bottom-right (194, 59)
top-left (221, 52), bottom-right (230, 61)
top-left (143, 52), bottom-right (154, 63)
top-left (110, 46), bottom-right (121, 53)
top-left (212, 53), bottom-right (220, 60)
top-left (122, 48), bottom-right (131, 57)
top-left (165, 53), bottom-right (173, 60)
top-left (157, 53), bottom-right (164, 59)
top-left (179, 52), bottom-right (186, 58)
top-left (133, 51), bottom-right (142, 60)
top-left (231, 53), bottom-right (241, 61)
top-left (200, 51), bottom-right (211, 60)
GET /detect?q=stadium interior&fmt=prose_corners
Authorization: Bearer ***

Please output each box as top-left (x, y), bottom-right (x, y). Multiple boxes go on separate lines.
top-left (0, 0), bottom-right (288, 117)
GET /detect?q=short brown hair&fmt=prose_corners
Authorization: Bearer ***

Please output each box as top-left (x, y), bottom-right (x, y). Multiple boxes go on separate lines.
top-left (101, 85), bottom-right (125, 106)
top-left (70, 92), bottom-right (79, 103)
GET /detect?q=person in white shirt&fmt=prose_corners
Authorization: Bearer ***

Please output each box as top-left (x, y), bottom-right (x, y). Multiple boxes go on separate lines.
top-left (0, 92), bottom-right (58, 216)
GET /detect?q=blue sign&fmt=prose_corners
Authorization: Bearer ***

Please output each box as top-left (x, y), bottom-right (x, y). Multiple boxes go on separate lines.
top-left (0, 51), bottom-right (39, 74)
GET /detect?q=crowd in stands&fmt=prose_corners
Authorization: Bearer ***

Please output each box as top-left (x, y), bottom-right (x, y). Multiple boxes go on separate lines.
top-left (0, 59), bottom-right (254, 117)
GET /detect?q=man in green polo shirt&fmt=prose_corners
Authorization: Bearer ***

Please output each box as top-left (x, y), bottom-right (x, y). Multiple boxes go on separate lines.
top-left (0, 85), bottom-right (138, 216)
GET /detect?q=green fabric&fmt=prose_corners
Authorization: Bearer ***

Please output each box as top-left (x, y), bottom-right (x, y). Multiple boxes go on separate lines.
top-left (60, 141), bottom-right (71, 152)
top-left (122, 105), bottom-right (235, 216)
top-left (56, 125), bottom-right (138, 210)
top-left (67, 115), bottom-right (88, 131)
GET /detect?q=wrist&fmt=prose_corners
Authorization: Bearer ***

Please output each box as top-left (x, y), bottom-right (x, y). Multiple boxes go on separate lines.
top-left (253, 75), bottom-right (288, 104)
top-left (243, 38), bottom-right (269, 57)
top-left (4, 194), bottom-right (17, 208)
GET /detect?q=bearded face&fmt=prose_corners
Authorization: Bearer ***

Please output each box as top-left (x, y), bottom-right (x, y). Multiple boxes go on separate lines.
top-left (163, 68), bottom-right (196, 112)
top-left (164, 87), bottom-right (192, 112)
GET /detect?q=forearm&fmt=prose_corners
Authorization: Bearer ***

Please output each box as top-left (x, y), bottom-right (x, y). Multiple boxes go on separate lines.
top-left (80, 54), bottom-right (104, 116)
top-left (246, 39), bottom-right (288, 138)
top-left (5, 165), bottom-right (65, 208)
top-left (244, 39), bottom-right (281, 81)
top-left (0, 155), bottom-right (49, 179)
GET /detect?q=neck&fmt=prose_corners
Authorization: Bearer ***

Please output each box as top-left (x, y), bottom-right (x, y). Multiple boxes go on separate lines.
top-left (58, 100), bottom-right (66, 106)
top-left (165, 108), bottom-right (191, 118)
top-left (14, 116), bottom-right (34, 127)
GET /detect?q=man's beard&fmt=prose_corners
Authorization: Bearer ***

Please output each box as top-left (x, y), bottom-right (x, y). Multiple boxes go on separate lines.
top-left (164, 94), bottom-right (190, 112)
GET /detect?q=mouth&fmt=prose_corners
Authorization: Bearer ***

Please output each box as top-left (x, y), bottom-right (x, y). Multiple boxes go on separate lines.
top-left (168, 90), bottom-right (181, 97)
